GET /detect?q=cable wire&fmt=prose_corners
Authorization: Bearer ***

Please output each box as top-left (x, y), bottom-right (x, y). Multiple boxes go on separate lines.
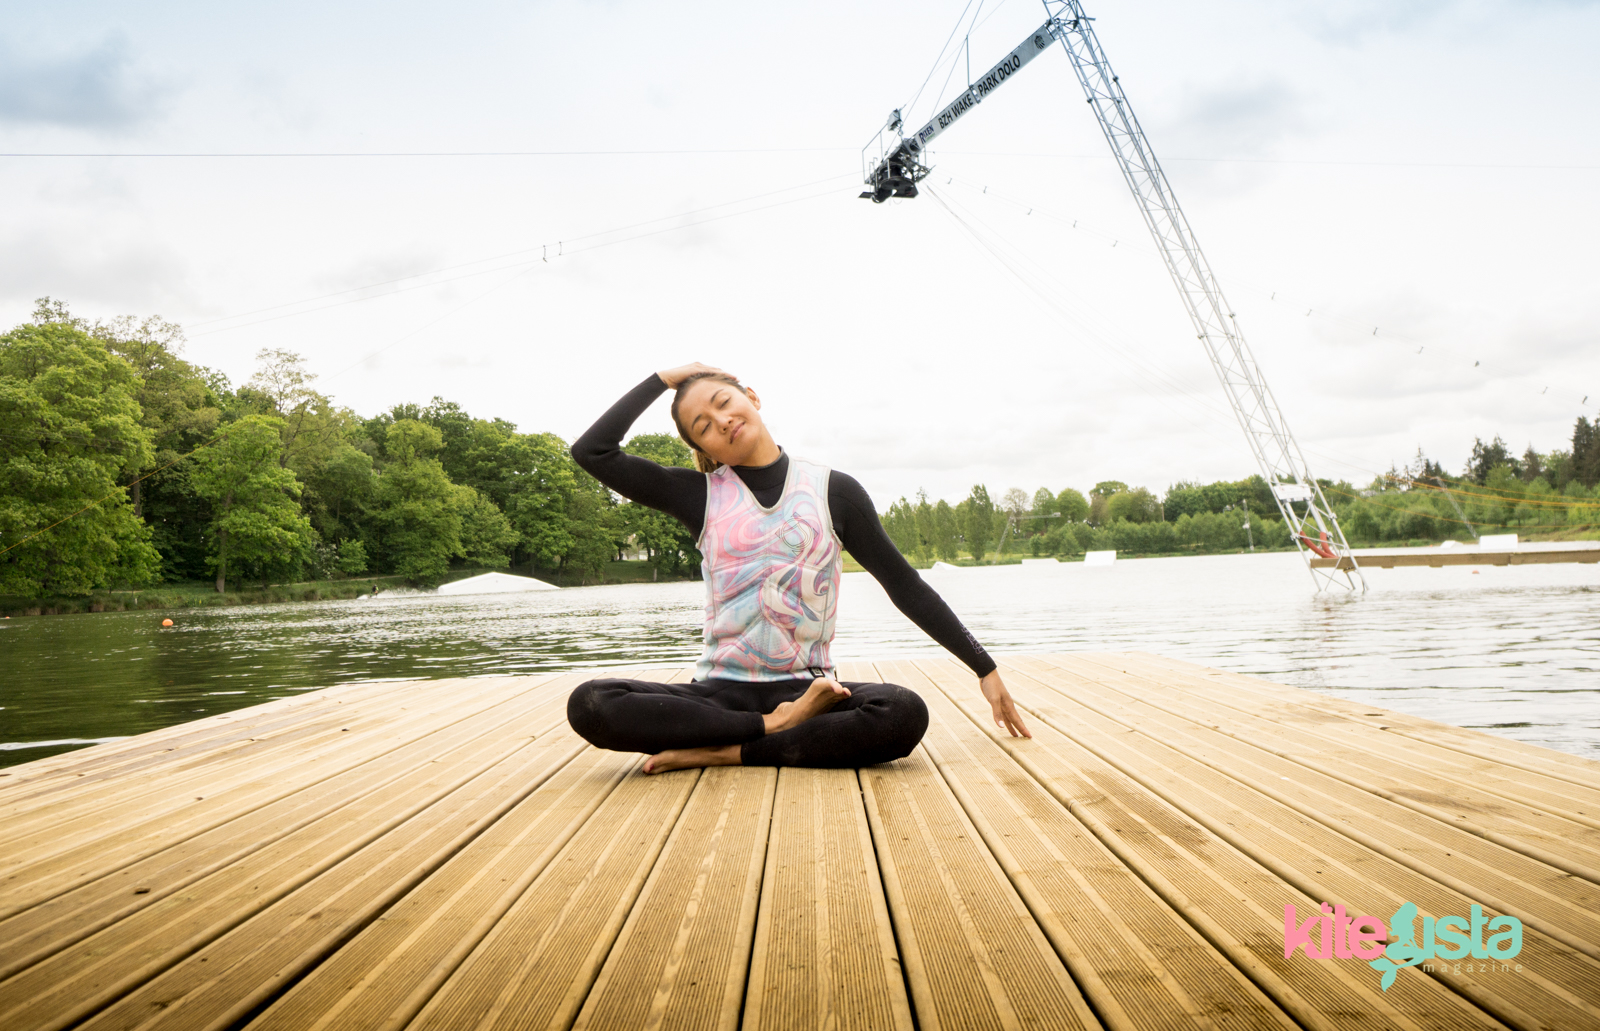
top-left (190, 174), bottom-right (855, 338)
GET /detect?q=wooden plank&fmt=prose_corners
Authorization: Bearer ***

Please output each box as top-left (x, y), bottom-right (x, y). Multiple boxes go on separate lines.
top-left (838, 672), bottom-right (1101, 1031)
top-left (568, 764), bottom-right (777, 1031)
top-left (1000, 658), bottom-right (1600, 1031)
top-left (0, 663), bottom-right (657, 817)
top-left (860, 749), bottom-right (1099, 1031)
top-left (888, 658), bottom-right (1298, 1031)
top-left (0, 675), bottom-right (576, 922)
top-left (919, 656), bottom-right (1501, 1031)
top-left (1070, 653), bottom-right (1600, 811)
top-left (400, 769), bottom-right (706, 1031)
top-left (0, 675), bottom-right (545, 862)
top-left (1117, 652), bottom-right (1600, 791)
top-left (742, 766), bottom-right (914, 1031)
top-left (836, 658), bottom-right (1101, 1031)
top-left (0, 676), bottom-right (515, 818)
top-left (0, 688), bottom-right (575, 1031)
top-left (0, 675), bottom-right (538, 821)
top-left (77, 739), bottom-right (633, 1031)
top-left (1106, 650), bottom-right (1600, 803)
top-left (0, 677), bottom-right (430, 795)
top-left (1013, 657), bottom-right (1600, 957)
top-left (1042, 654), bottom-right (1600, 887)
top-left (7, 656), bottom-right (1599, 1031)
top-left (258, 766), bottom-right (697, 1031)
top-left (0, 688), bottom-right (570, 981)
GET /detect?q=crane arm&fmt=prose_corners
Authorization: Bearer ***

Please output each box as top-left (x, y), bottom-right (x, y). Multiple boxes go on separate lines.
top-left (856, 1), bottom-right (1365, 591)
top-left (861, 22), bottom-right (1054, 203)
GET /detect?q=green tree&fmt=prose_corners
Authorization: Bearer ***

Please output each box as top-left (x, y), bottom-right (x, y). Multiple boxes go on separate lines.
top-left (456, 484), bottom-right (518, 568)
top-left (415, 397), bottom-right (523, 506)
top-left (961, 485), bottom-right (996, 561)
top-left (619, 433), bottom-right (700, 579)
top-left (247, 349), bottom-right (338, 470)
top-left (1163, 476), bottom-right (1275, 522)
top-left (0, 321), bottom-right (160, 597)
top-left (563, 474), bottom-right (623, 584)
top-left (1466, 436), bottom-right (1518, 485)
top-left (300, 443), bottom-right (375, 546)
top-left (883, 497), bottom-right (921, 555)
top-left (1106, 486), bottom-right (1162, 523)
top-left (1573, 417), bottom-right (1600, 488)
top-left (1055, 487), bottom-right (1089, 523)
top-left (501, 432), bottom-right (579, 567)
top-left (190, 414), bottom-right (312, 592)
top-left (912, 490), bottom-right (935, 564)
top-left (931, 499), bottom-right (960, 562)
top-left (80, 307), bottom-right (219, 517)
top-left (372, 420), bottom-right (464, 586)
top-left (30, 299), bottom-right (223, 580)
top-left (1000, 487), bottom-right (1030, 520)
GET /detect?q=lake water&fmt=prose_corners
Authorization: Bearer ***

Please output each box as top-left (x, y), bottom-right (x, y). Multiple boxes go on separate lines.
top-left (2, 551), bottom-right (1597, 766)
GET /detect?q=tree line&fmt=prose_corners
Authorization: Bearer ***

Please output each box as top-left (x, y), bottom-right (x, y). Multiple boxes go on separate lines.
top-left (0, 301), bottom-right (700, 599)
top-left (878, 427), bottom-right (1600, 563)
top-left (5, 300), bottom-right (1596, 600)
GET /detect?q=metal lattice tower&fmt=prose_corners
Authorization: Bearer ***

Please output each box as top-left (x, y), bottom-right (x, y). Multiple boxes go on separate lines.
top-left (1043, 0), bottom-right (1365, 591)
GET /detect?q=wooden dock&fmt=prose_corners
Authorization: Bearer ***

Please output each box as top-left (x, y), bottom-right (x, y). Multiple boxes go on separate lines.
top-left (3, 653), bottom-right (1598, 1031)
top-left (1311, 540), bottom-right (1600, 570)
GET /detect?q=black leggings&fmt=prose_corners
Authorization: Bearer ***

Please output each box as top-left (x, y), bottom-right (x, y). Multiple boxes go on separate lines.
top-left (566, 676), bottom-right (929, 768)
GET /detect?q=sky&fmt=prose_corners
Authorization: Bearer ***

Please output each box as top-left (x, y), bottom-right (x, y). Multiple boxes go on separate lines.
top-left (3, 0), bottom-right (1598, 511)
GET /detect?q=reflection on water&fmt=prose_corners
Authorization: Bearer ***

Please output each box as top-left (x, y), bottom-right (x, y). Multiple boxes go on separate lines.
top-left (2, 551), bottom-right (1596, 765)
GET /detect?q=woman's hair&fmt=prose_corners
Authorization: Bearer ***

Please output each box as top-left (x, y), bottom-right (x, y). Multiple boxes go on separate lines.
top-left (670, 371), bottom-right (747, 473)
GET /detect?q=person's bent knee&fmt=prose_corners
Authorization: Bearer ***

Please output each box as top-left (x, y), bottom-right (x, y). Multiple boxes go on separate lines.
top-left (567, 679), bottom-right (616, 749)
top-left (876, 683), bottom-right (929, 763)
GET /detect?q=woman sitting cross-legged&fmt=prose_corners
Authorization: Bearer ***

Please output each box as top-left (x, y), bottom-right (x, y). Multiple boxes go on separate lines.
top-left (566, 363), bottom-right (1030, 773)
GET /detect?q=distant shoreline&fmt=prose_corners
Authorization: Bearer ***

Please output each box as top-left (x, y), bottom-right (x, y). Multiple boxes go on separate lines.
top-left (8, 533), bottom-right (1593, 617)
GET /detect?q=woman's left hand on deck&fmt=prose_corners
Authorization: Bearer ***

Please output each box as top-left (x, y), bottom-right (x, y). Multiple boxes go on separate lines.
top-left (980, 670), bottom-right (1032, 738)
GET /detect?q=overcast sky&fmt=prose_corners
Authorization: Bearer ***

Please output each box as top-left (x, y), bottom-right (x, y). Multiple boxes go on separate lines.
top-left (4, 0), bottom-right (1597, 510)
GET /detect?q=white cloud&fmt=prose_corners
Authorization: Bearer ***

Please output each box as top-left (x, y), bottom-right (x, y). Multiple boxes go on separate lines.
top-left (0, 33), bottom-right (169, 130)
top-left (0, 0), bottom-right (1595, 505)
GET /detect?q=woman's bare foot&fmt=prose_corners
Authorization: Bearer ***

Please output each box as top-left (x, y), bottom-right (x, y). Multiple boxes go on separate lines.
top-left (763, 678), bottom-right (850, 735)
top-left (643, 744), bottom-right (741, 774)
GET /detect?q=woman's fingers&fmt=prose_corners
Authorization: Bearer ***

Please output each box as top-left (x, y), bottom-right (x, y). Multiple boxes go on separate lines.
top-left (979, 670), bottom-right (1030, 738)
top-left (993, 694), bottom-right (1032, 739)
top-left (657, 362), bottom-right (732, 388)
top-left (1007, 701), bottom-right (1032, 738)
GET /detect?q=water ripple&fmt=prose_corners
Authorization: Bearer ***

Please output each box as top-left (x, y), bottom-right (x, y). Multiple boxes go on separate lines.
top-left (1, 551), bottom-right (1595, 764)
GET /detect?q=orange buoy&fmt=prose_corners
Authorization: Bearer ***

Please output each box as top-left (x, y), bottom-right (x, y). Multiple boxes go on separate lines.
top-left (161, 618), bottom-right (174, 627)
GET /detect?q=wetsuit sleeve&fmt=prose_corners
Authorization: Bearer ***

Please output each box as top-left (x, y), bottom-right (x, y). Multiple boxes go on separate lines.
top-left (571, 374), bottom-right (707, 536)
top-left (829, 471), bottom-right (998, 678)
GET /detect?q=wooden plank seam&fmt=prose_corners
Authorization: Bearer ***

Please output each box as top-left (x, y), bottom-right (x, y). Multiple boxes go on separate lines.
top-left (1001, 662), bottom-right (1600, 1031)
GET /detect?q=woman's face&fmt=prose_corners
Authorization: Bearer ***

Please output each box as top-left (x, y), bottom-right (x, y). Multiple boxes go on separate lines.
top-left (678, 378), bottom-right (768, 466)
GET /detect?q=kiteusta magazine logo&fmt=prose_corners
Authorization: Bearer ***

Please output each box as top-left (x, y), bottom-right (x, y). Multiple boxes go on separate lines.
top-left (1284, 901), bottom-right (1524, 990)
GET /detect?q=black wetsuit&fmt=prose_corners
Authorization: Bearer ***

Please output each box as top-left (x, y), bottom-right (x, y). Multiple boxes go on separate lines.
top-left (565, 374), bottom-right (995, 767)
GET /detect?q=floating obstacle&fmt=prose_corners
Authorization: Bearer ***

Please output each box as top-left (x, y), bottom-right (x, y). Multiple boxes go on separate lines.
top-left (1312, 540), bottom-right (1600, 571)
top-left (434, 571), bottom-right (560, 595)
top-left (2, 654), bottom-right (1598, 1029)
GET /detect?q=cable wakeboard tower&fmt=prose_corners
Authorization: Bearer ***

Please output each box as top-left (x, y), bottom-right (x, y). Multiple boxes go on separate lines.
top-left (862, 0), bottom-right (1365, 592)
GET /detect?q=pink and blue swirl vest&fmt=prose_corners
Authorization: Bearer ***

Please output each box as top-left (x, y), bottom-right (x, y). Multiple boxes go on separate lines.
top-left (693, 457), bottom-right (841, 682)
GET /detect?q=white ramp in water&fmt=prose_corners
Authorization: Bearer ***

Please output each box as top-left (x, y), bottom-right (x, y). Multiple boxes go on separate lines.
top-left (436, 571), bottom-right (559, 595)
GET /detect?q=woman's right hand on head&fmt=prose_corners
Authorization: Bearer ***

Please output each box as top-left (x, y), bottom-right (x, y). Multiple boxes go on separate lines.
top-left (657, 362), bottom-right (728, 389)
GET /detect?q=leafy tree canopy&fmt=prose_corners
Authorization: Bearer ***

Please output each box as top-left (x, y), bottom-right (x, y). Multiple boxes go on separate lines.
top-left (0, 320), bottom-right (159, 596)
top-left (190, 414), bottom-right (311, 591)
